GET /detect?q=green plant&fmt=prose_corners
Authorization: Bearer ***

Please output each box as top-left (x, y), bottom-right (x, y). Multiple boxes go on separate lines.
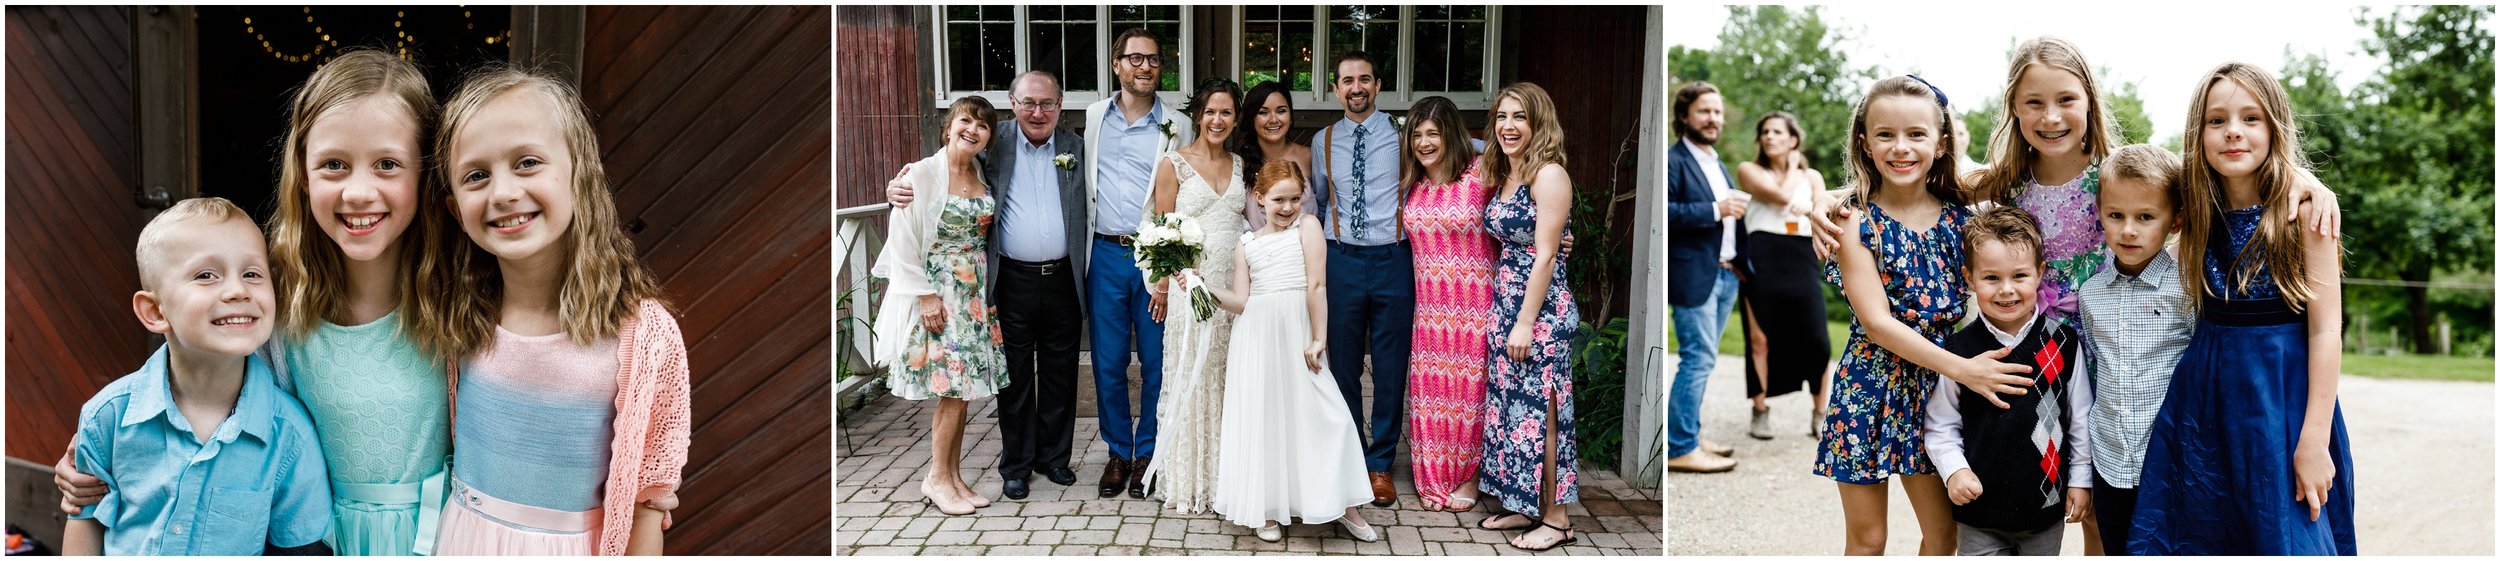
top-left (835, 284), bottom-right (878, 380)
top-left (1572, 317), bottom-right (1633, 470)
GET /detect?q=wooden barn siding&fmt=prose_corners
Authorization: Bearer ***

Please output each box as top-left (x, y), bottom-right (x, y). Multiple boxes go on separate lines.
top-left (579, 6), bottom-right (831, 555)
top-left (1512, 5), bottom-right (1646, 320)
top-left (4, 6), bottom-right (148, 464)
top-left (834, 5), bottom-right (922, 210)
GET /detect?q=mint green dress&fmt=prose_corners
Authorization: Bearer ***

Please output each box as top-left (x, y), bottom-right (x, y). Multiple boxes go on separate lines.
top-left (276, 310), bottom-right (452, 556)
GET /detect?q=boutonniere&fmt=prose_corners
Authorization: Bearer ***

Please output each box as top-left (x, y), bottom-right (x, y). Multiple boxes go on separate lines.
top-left (1054, 153), bottom-right (1076, 170)
top-left (1391, 114), bottom-right (1405, 129)
top-left (1157, 119), bottom-right (1176, 142)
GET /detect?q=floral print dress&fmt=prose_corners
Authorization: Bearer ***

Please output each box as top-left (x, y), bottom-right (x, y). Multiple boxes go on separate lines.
top-left (889, 195), bottom-right (1008, 400)
top-left (1816, 203), bottom-right (1970, 484)
top-left (1480, 183), bottom-right (1580, 518)
top-left (2008, 165), bottom-right (2107, 326)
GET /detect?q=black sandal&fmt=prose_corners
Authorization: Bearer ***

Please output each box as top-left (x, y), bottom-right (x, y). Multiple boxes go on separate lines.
top-left (1510, 520), bottom-right (1577, 552)
top-left (1477, 513), bottom-right (1535, 531)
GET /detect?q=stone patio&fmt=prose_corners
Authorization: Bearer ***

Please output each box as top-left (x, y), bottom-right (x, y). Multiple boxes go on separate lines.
top-left (835, 370), bottom-right (1662, 556)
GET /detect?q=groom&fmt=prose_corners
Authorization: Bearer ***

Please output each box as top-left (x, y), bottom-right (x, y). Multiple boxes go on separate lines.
top-left (1081, 28), bottom-right (1193, 500)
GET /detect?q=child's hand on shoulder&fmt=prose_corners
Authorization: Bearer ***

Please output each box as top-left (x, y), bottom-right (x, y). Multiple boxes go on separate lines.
top-left (1945, 469), bottom-right (1983, 506)
top-left (2064, 487), bottom-right (2093, 523)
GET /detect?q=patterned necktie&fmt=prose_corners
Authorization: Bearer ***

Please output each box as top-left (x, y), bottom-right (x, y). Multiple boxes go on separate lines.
top-left (1350, 123), bottom-right (1369, 238)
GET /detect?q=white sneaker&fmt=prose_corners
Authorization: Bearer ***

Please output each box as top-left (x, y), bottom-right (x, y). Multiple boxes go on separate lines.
top-left (1256, 522), bottom-right (1283, 543)
top-left (1337, 517), bottom-right (1380, 543)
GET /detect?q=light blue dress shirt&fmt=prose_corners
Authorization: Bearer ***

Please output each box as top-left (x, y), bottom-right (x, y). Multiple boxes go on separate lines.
top-left (70, 345), bottom-right (330, 554)
top-left (1001, 134), bottom-right (1069, 261)
top-left (1308, 111), bottom-right (1408, 245)
top-left (1093, 94), bottom-right (1169, 236)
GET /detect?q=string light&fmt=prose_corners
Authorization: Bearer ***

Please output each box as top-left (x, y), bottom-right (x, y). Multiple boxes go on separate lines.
top-left (242, 6), bottom-right (509, 64)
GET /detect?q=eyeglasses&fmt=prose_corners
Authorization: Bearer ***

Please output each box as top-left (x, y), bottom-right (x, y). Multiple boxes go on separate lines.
top-left (1017, 99), bottom-right (1062, 112)
top-left (1118, 53), bottom-right (1164, 68)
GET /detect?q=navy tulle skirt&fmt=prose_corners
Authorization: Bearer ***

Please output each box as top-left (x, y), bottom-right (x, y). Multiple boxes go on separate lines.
top-left (2129, 297), bottom-right (2356, 555)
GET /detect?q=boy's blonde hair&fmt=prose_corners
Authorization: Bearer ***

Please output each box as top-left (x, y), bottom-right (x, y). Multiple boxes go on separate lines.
top-left (2103, 144), bottom-right (2182, 212)
top-left (137, 197), bottom-right (256, 291)
top-left (2176, 62), bottom-right (2329, 313)
top-left (1962, 205), bottom-right (2045, 267)
top-left (267, 49), bottom-right (460, 361)
top-left (429, 65), bottom-right (671, 358)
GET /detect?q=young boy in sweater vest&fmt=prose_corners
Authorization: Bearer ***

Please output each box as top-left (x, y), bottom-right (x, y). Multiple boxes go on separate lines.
top-left (1923, 206), bottom-right (2094, 555)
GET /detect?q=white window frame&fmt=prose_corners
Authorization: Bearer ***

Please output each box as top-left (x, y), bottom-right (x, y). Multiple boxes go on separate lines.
top-left (929, 5), bottom-right (1194, 113)
top-left (1231, 5), bottom-right (1500, 112)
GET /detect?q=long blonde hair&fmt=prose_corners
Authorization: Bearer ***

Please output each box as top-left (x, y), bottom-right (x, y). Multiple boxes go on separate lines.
top-left (1486, 82), bottom-right (1566, 191)
top-left (267, 49), bottom-right (460, 361)
top-left (430, 65), bottom-right (672, 357)
top-left (2176, 62), bottom-right (2327, 313)
top-left (1969, 37), bottom-right (2116, 203)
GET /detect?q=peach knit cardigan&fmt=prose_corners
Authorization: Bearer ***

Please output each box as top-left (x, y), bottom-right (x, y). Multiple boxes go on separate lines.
top-left (593, 299), bottom-right (691, 555)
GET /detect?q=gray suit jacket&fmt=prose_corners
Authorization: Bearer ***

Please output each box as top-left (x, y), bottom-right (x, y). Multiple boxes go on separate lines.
top-left (981, 124), bottom-right (1090, 307)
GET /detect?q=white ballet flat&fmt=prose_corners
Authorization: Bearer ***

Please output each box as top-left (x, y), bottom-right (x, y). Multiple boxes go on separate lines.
top-left (1337, 517), bottom-right (1380, 543)
top-left (1256, 522), bottom-right (1283, 543)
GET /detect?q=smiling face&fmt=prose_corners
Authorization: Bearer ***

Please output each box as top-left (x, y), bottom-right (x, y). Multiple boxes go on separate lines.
top-left (1861, 94), bottom-right (1943, 189)
top-left (944, 109), bottom-right (994, 160)
top-left (303, 94), bottom-right (422, 264)
top-left (1334, 58), bottom-right (1377, 116)
top-left (1492, 96), bottom-right (1532, 158)
top-left (2012, 64), bottom-right (2091, 161)
top-left (1681, 92), bottom-right (1724, 145)
top-left (139, 216), bottom-right (277, 360)
top-left (2098, 176), bottom-right (2178, 274)
top-left (1196, 91), bottom-right (1237, 145)
top-left (2199, 77), bottom-right (2271, 183)
top-left (1258, 178), bottom-right (1305, 227)
top-left (448, 88), bottom-right (578, 271)
top-left (1965, 238), bottom-right (2042, 334)
top-left (1011, 76), bottom-right (1061, 144)
top-left (1117, 36), bottom-right (1162, 99)
top-left (1255, 92), bottom-right (1292, 145)
top-left (1411, 119), bottom-right (1448, 175)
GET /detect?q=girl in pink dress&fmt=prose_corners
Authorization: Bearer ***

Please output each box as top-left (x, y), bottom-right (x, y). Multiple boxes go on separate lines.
top-left (1397, 96), bottom-right (1498, 512)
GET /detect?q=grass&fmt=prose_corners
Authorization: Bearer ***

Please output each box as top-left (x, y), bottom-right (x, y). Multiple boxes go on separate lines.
top-left (1670, 312), bottom-right (2493, 383)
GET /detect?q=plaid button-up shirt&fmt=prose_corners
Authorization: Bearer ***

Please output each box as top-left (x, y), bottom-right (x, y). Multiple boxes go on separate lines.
top-left (2077, 249), bottom-right (2194, 488)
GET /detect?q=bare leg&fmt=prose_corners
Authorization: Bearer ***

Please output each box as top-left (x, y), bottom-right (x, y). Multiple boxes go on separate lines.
top-left (1899, 474), bottom-right (1959, 556)
top-left (947, 399), bottom-right (988, 506)
top-left (2081, 515), bottom-right (2104, 556)
top-left (1836, 481), bottom-right (1889, 555)
top-left (1746, 299), bottom-right (1771, 411)
top-left (1512, 398), bottom-right (1573, 549)
top-left (924, 397), bottom-right (974, 514)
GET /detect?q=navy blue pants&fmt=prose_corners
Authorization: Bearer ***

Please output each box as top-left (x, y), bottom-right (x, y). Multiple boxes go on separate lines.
top-left (1326, 241), bottom-right (1415, 472)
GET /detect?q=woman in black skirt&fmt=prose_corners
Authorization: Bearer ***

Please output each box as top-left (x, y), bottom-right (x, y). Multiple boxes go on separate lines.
top-left (1732, 111), bottom-right (1832, 440)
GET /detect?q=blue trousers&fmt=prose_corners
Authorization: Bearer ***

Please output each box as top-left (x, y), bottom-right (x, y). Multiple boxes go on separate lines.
top-left (1668, 266), bottom-right (1738, 458)
top-left (1088, 238), bottom-right (1164, 461)
top-left (1326, 241), bottom-right (1415, 472)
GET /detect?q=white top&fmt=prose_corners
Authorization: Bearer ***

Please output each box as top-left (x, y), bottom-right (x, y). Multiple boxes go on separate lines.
top-left (1742, 165), bottom-right (1813, 236)
top-left (1681, 140), bottom-right (1738, 262)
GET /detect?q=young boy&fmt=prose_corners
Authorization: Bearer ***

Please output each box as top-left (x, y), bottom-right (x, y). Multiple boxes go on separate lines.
top-left (62, 198), bottom-right (331, 556)
top-left (1924, 206), bottom-right (2093, 556)
top-left (2076, 144), bottom-right (2195, 556)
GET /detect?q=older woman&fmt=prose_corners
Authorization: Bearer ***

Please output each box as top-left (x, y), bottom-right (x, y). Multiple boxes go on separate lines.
top-left (1474, 82), bottom-right (1582, 552)
top-left (1733, 112), bottom-right (1831, 440)
top-left (871, 95), bottom-right (1007, 516)
top-left (1397, 95), bottom-right (1497, 513)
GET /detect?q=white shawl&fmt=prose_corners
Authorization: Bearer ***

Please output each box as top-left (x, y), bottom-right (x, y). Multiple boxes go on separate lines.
top-left (869, 151), bottom-right (965, 367)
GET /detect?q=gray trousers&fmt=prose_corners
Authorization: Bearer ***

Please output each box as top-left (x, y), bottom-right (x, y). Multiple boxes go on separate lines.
top-left (1957, 522), bottom-right (2062, 556)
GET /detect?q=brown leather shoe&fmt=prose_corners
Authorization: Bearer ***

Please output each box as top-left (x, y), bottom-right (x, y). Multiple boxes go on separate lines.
top-left (1666, 451), bottom-right (1737, 473)
top-left (1368, 472), bottom-right (1396, 507)
top-left (1127, 456), bottom-right (1153, 499)
top-left (1098, 457), bottom-right (1128, 498)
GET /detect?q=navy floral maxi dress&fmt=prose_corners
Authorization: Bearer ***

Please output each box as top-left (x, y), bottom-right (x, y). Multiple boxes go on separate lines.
top-left (1479, 184), bottom-right (1581, 518)
top-left (1816, 203), bottom-right (1970, 484)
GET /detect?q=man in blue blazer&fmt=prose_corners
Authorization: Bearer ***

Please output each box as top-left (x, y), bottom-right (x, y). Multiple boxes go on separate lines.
top-left (1668, 81), bottom-right (1746, 473)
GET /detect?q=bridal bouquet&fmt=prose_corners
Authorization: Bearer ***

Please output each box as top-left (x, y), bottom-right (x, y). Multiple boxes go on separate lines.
top-left (1133, 212), bottom-right (1216, 321)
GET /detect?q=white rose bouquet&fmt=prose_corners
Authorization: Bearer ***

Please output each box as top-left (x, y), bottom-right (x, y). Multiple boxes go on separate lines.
top-left (1133, 212), bottom-right (1216, 321)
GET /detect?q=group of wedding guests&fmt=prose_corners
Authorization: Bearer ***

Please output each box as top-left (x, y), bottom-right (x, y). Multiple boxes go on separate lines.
top-left (869, 28), bottom-right (1586, 551)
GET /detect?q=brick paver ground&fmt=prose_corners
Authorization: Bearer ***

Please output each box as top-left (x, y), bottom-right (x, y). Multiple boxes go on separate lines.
top-left (836, 378), bottom-right (1662, 556)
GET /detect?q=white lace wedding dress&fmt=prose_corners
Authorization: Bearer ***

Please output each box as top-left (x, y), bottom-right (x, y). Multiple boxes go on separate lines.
top-left (1210, 226), bottom-right (1372, 527)
top-left (1141, 150), bottom-right (1246, 513)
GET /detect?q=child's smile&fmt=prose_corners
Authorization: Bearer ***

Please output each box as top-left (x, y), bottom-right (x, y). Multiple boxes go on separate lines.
top-left (450, 88), bottom-right (577, 268)
top-left (304, 95), bottom-right (422, 262)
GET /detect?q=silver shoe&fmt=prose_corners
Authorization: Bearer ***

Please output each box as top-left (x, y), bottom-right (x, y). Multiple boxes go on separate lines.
top-left (1747, 407), bottom-right (1774, 440)
top-left (1337, 517), bottom-right (1380, 542)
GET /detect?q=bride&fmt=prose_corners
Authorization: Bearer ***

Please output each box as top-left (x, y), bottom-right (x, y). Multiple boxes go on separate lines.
top-left (1139, 78), bottom-right (1249, 513)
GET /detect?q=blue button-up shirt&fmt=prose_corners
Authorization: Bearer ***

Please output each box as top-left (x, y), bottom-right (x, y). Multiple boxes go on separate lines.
top-left (1308, 111), bottom-right (1407, 245)
top-left (69, 345), bottom-right (329, 554)
top-left (1001, 133), bottom-right (1069, 261)
top-left (1094, 94), bottom-right (1169, 236)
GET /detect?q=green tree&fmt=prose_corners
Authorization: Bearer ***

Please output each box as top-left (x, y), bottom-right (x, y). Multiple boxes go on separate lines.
top-left (2103, 76), bottom-right (2155, 147)
top-left (2332, 5), bottom-right (2496, 354)
top-left (1670, 6), bottom-right (1875, 189)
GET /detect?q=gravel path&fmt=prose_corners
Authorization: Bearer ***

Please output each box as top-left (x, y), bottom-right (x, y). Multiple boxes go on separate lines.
top-left (1667, 354), bottom-right (2494, 555)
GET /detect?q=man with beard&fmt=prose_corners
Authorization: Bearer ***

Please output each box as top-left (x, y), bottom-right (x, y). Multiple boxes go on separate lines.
top-left (1668, 81), bottom-right (1745, 473)
top-left (1305, 51), bottom-right (1413, 506)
